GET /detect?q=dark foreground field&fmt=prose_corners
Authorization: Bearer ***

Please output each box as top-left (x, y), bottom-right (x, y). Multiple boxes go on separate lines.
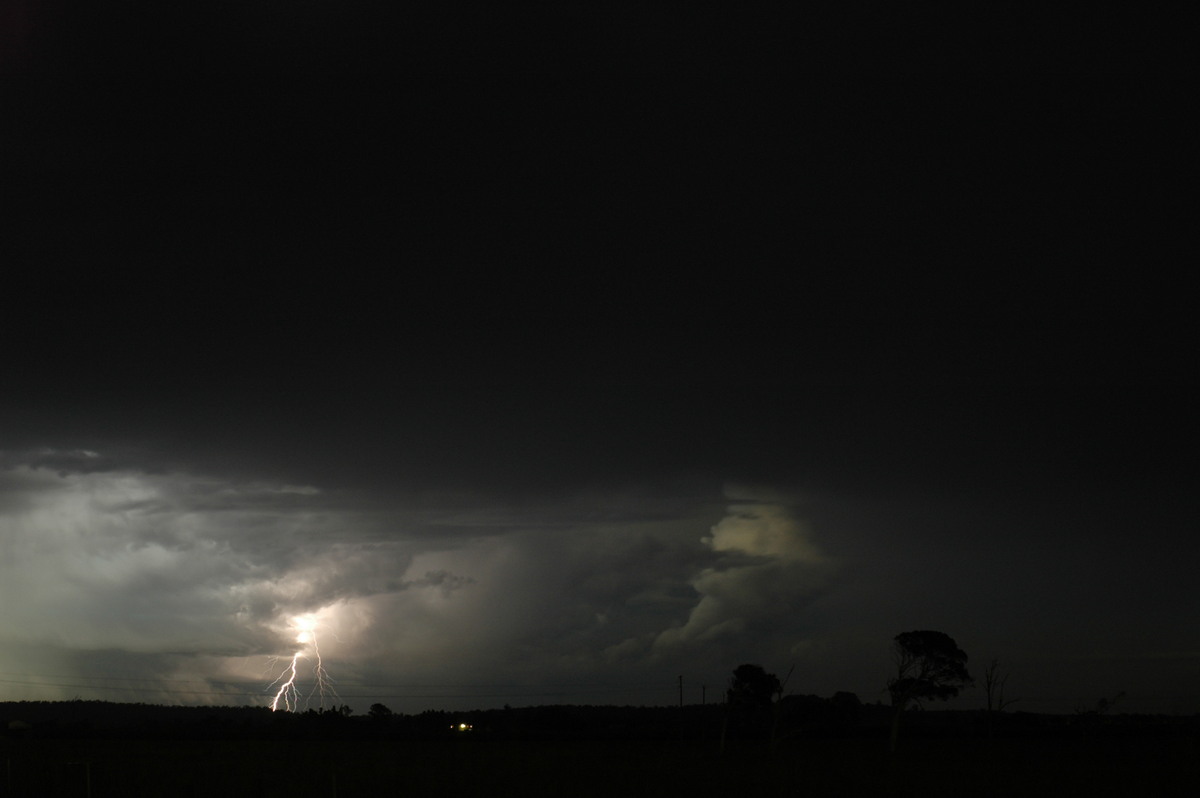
top-left (4, 734), bottom-right (1198, 798)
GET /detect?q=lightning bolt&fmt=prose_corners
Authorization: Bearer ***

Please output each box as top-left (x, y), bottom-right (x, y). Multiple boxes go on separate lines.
top-left (267, 612), bottom-right (338, 712)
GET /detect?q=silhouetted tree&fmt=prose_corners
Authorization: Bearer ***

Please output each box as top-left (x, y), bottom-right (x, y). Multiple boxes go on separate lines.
top-left (368, 703), bottom-right (394, 721)
top-left (727, 663), bottom-right (782, 709)
top-left (722, 664), bottom-right (782, 749)
top-left (887, 630), bottom-right (971, 752)
top-left (983, 658), bottom-right (1018, 737)
top-left (1074, 690), bottom-right (1126, 728)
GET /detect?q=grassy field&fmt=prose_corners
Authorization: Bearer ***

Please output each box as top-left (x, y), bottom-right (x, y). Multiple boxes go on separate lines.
top-left (4, 734), bottom-right (1198, 797)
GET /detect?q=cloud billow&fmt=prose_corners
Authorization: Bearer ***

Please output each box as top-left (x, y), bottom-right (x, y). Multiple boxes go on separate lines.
top-left (0, 451), bottom-right (420, 698)
top-left (1, 450), bottom-right (842, 711)
top-left (653, 491), bottom-right (835, 651)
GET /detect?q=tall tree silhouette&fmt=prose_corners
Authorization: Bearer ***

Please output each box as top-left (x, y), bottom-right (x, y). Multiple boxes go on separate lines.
top-left (886, 630), bottom-right (971, 752)
top-left (721, 663), bottom-right (781, 747)
top-left (727, 663), bottom-right (781, 709)
top-left (983, 658), bottom-right (1018, 737)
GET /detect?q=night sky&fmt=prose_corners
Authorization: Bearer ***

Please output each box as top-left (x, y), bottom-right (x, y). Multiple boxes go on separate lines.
top-left (2, 6), bottom-right (1194, 715)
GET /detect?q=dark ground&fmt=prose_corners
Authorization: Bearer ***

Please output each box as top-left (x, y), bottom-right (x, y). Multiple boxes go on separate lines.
top-left (4, 733), bottom-right (1198, 797)
top-left (4, 701), bottom-right (1199, 796)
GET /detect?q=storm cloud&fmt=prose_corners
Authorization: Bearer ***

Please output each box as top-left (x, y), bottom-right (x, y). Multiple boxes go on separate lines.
top-left (2, 8), bottom-right (1195, 716)
top-left (1, 449), bottom-right (844, 710)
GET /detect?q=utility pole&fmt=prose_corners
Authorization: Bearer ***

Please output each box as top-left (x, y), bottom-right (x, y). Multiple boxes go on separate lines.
top-left (678, 675), bottom-right (683, 708)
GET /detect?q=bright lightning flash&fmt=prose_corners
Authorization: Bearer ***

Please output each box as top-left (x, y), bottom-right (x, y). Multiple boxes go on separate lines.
top-left (267, 612), bottom-right (338, 712)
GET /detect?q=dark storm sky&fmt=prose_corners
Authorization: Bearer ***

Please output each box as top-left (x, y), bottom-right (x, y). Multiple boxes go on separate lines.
top-left (2, 5), bottom-right (1195, 714)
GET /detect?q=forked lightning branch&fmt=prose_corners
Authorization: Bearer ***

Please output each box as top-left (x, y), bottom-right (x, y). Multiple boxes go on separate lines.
top-left (266, 613), bottom-right (338, 712)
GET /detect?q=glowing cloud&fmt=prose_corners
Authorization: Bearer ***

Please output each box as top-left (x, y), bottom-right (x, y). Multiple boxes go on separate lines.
top-left (654, 489), bottom-right (834, 650)
top-left (267, 611), bottom-right (338, 712)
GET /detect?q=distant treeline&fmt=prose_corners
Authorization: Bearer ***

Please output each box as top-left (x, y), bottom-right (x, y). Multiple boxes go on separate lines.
top-left (3, 698), bottom-right (1198, 743)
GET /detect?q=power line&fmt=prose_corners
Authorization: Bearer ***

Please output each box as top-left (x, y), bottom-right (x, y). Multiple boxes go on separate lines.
top-left (0, 675), bottom-right (681, 702)
top-left (0, 671), bottom-right (672, 691)
top-left (4, 673), bottom-right (1197, 706)
top-left (0, 678), bottom-right (264, 699)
